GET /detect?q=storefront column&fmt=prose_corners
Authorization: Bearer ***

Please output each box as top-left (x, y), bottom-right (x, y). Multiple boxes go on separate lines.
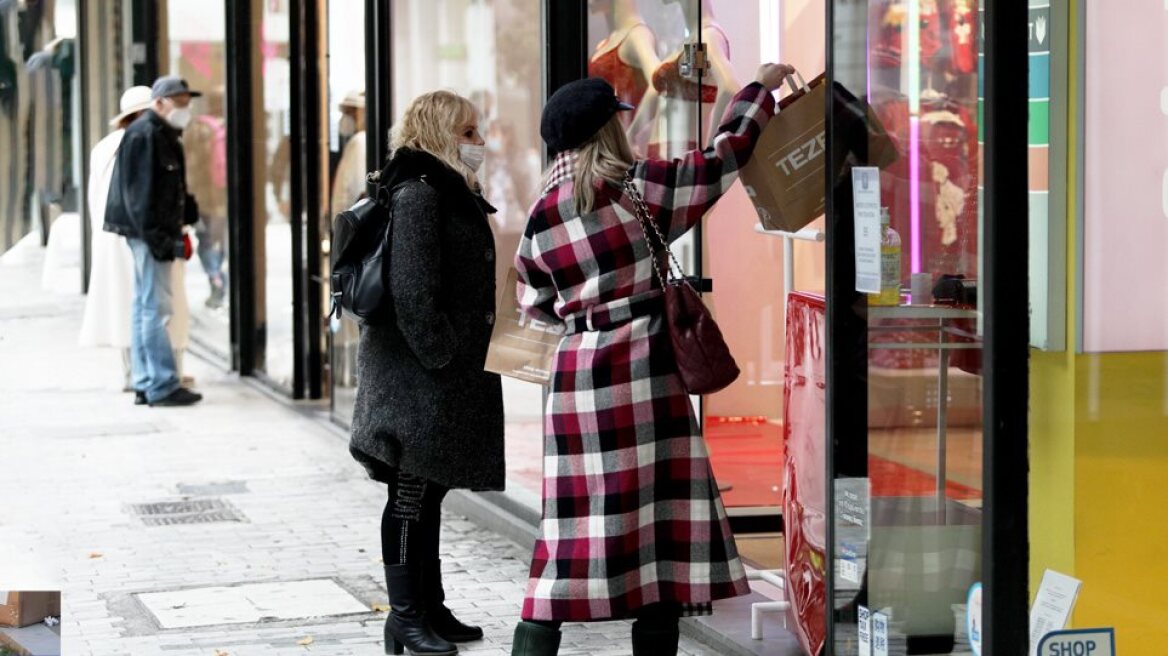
top-left (225, 0), bottom-right (258, 374)
top-left (981, 0), bottom-right (1031, 650)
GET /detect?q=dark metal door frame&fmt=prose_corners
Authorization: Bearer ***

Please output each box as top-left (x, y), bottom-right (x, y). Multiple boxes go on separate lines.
top-left (980, 0), bottom-right (1031, 649)
top-left (225, 0), bottom-right (257, 375)
top-left (364, 0), bottom-right (392, 177)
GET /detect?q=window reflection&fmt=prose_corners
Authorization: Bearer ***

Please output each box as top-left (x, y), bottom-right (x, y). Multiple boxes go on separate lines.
top-left (164, 0), bottom-right (232, 361)
top-left (327, 0), bottom-right (366, 425)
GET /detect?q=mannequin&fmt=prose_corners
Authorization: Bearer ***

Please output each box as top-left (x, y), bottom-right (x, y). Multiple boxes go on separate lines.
top-left (588, 0), bottom-right (661, 153)
top-left (648, 0), bottom-right (739, 158)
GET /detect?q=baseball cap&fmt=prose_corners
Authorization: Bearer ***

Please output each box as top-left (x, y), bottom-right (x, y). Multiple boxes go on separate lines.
top-left (151, 75), bottom-right (203, 101)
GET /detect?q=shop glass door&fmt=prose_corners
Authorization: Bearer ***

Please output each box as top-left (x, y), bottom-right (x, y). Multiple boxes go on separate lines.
top-left (827, 0), bottom-right (986, 653)
top-left (160, 0), bottom-right (232, 364)
top-left (695, 1), bottom-right (830, 574)
top-left (251, 0), bottom-right (296, 391)
top-left (325, 0), bottom-right (367, 425)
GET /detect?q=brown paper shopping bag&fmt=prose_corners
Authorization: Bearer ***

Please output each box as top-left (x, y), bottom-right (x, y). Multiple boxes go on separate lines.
top-left (740, 73), bottom-right (830, 233)
top-left (484, 268), bottom-right (563, 385)
top-left (740, 72), bottom-right (897, 233)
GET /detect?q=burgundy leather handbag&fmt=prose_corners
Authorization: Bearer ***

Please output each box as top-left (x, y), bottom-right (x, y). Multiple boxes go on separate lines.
top-left (623, 175), bottom-right (740, 395)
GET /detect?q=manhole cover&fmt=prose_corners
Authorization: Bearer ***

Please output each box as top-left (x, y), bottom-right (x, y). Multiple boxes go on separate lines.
top-left (128, 498), bottom-right (247, 526)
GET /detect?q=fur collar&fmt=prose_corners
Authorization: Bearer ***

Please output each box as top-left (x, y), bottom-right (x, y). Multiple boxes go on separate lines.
top-left (381, 147), bottom-right (497, 215)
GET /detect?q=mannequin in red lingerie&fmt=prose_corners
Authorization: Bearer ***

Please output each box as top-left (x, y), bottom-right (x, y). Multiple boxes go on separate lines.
top-left (588, 0), bottom-right (662, 154)
top-left (648, 0), bottom-right (739, 158)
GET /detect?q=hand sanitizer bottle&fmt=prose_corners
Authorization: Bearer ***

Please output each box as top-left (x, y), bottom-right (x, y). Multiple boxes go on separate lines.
top-left (869, 207), bottom-right (902, 306)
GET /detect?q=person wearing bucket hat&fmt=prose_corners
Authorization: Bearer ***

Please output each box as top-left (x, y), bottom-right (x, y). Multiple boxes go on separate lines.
top-left (103, 74), bottom-right (205, 408)
top-left (509, 62), bottom-right (794, 656)
top-left (80, 86), bottom-right (193, 399)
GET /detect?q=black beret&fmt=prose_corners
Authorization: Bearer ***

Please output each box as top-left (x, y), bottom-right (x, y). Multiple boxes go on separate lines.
top-left (540, 78), bottom-right (635, 153)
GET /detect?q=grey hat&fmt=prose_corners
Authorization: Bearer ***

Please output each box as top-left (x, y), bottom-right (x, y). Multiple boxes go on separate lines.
top-left (151, 75), bottom-right (203, 100)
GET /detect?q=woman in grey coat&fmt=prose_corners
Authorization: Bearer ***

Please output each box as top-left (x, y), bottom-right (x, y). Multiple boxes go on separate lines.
top-left (349, 90), bottom-right (504, 656)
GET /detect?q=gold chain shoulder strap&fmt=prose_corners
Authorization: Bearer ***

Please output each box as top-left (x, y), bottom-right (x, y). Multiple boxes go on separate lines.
top-left (622, 173), bottom-right (685, 289)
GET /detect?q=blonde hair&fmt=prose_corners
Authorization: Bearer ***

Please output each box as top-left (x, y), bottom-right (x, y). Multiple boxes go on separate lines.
top-left (390, 90), bottom-right (480, 191)
top-left (571, 115), bottom-right (636, 215)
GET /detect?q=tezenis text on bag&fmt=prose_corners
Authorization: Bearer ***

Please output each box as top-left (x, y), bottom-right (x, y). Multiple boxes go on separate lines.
top-left (773, 130), bottom-right (826, 176)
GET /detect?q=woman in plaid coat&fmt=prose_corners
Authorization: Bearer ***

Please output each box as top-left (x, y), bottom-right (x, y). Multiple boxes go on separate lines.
top-left (511, 64), bottom-right (793, 656)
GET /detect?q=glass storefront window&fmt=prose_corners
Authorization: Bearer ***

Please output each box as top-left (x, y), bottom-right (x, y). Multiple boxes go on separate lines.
top-left (162, 0), bottom-right (231, 363)
top-left (326, 0), bottom-right (367, 425)
top-left (1, 0), bottom-right (79, 256)
top-left (320, 1), bottom-right (546, 485)
top-left (255, 0), bottom-right (295, 390)
top-left (828, 0), bottom-right (985, 652)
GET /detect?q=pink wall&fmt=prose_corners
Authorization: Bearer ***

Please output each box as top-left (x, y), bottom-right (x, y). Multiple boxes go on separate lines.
top-left (1082, 0), bottom-right (1168, 352)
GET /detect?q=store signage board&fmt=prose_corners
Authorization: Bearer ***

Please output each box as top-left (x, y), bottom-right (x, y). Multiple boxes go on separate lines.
top-left (1037, 629), bottom-right (1115, 656)
top-left (1030, 569), bottom-right (1083, 656)
top-left (852, 167), bottom-right (882, 294)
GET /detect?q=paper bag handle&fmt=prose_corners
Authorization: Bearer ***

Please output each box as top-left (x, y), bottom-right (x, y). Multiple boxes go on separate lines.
top-left (785, 71), bottom-right (810, 95)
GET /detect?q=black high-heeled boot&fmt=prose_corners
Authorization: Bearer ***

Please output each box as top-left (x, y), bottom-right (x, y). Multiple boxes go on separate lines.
top-left (384, 564), bottom-right (457, 656)
top-left (424, 559), bottom-right (483, 642)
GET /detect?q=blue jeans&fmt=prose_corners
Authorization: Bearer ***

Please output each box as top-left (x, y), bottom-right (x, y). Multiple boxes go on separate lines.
top-left (128, 238), bottom-right (180, 403)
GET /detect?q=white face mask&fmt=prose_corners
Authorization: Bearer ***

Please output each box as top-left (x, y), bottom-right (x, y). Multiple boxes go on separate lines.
top-left (166, 107), bottom-right (193, 130)
top-left (459, 143), bottom-right (486, 172)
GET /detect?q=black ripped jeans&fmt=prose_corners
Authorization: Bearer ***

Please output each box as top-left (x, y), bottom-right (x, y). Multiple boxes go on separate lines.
top-left (381, 468), bottom-right (449, 566)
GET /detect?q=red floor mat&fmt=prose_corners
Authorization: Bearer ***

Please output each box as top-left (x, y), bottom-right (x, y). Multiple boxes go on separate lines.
top-left (869, 455), bottom-right (982, 499)
top-left (705, 420), bottom-right (786, 508)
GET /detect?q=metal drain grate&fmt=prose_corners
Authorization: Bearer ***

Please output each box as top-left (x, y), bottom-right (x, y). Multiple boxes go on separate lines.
top-left (129, 498), bottom-right (247, 526)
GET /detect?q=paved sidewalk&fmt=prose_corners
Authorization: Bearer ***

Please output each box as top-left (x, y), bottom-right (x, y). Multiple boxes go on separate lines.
top-left (0, 237), bottom-right (711, 656)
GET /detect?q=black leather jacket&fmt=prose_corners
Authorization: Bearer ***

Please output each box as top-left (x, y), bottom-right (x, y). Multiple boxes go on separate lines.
top-left (103, 110), bottom-right (199, 261)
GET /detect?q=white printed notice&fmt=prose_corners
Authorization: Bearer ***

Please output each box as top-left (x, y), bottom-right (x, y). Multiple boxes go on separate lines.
top-left (852, 166), bottom-right (882, 293)
top-left (858, 605), bottom-right (872, 656)
top-left (872, 610), bottom-right (890, 656)
top-left (1029, 569), bottom-right (1083, 656)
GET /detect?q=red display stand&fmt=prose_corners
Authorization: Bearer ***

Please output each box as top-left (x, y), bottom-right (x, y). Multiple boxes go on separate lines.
top-left (782, 292), bottom-right (828, 656)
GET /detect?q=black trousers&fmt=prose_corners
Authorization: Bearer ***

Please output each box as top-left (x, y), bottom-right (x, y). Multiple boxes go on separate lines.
top-left (381, 468), bottom-right (449, 566)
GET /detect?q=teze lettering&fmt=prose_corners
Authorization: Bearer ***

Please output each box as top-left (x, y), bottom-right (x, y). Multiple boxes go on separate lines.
top-left (775, 131), bottom-right (826, 175)
top-left (514, 307), bottom-right (558, 334)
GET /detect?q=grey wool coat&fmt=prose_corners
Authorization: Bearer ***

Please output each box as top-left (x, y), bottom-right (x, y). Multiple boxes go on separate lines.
top-left (349, 147), bottom-right (505, 491)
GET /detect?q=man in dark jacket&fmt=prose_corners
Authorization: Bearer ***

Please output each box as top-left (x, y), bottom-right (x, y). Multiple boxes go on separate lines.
top-left (104, 75), bottom-right (203, 407)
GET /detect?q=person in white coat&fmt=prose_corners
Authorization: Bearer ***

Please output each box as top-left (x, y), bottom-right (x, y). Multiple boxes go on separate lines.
top-left (77, 86), bottom-right (192, 396)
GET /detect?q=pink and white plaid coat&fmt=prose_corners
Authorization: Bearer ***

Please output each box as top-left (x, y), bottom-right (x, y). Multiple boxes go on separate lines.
top-left (515, 82), bottom-right (776, 622)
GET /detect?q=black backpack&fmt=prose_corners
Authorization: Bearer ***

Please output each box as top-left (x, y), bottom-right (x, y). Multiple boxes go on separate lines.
top-left (329, 170), bottom-right (423, 325)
